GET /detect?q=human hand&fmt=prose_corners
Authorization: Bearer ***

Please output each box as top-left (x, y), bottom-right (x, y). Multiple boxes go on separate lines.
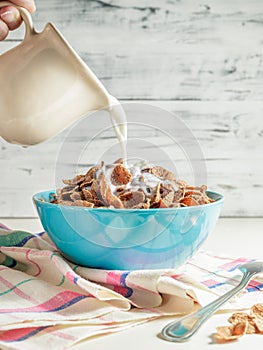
top-left (0, 0), bottom-right (36, 40)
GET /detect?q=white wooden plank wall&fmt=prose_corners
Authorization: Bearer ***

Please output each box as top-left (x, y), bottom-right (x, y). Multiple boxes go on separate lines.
top-left (0, 0), bottom-right (262, 217)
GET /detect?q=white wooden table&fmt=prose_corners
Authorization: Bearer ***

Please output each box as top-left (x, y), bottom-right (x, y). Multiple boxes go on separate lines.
top-left (2, 217), bottom-right (263, 350)
top-left (1, 0), bottom-right (263, 219)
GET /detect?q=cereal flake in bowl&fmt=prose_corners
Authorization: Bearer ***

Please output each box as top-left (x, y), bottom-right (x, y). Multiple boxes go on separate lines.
top-left (33, 160), bottom-right (224, 270)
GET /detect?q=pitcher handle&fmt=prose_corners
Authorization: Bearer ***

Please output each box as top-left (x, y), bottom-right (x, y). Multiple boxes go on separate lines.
top-left (0, 1), bottom-right (36, 40)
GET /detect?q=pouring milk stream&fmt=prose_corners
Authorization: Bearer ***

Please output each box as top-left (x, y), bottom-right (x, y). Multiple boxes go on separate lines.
top-left (0, 2), bottom-right (128, 162)
top-left (108, 95), bottom-right (128, 163)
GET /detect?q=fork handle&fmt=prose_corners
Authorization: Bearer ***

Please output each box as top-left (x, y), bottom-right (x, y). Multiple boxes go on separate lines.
top-left (161, 271), bottom-right (254, 342)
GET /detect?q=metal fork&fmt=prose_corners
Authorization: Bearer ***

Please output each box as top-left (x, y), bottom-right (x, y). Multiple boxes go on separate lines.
top-left (161, 261), bottom-right (263, 342)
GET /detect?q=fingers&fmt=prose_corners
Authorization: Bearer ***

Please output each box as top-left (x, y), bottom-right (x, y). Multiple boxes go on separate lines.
top-left (0, 18), bottom-right (8, 40)
top-left (10, 0), bottom-right (36, 13)
top-left (0, 6), bottom-right (22, 31)
top-left (0, 0), bottom-right (36, 40)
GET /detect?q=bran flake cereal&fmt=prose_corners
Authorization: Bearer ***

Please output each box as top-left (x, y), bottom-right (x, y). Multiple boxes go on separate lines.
top-left (52, 159), bottom-right (215, 209)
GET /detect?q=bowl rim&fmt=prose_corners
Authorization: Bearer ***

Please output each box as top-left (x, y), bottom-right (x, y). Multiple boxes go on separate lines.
top-left (33, 189), bottom-right (224, 213)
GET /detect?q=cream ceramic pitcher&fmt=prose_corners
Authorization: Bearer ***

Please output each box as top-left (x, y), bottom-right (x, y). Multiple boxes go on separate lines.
top-left (0, 1), bottom-right (113, 145)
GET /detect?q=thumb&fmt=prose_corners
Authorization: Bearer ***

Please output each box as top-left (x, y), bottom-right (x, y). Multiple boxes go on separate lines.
top-left (8, 0), bottom-right (36, 13)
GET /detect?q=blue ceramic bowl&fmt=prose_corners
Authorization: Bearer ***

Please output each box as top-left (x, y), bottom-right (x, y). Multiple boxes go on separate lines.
top-left (33, 190), bottom-right (224, 270)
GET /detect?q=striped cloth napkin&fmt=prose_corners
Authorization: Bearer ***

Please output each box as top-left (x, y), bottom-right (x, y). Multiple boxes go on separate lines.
top-left (0, 223), bottom-right (262, 349)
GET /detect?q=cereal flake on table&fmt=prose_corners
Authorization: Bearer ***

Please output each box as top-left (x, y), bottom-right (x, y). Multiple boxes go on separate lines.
top-left (214, 303), bottom-right (263, 342)
top-left (51, 159), bottom-right (215, 209)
